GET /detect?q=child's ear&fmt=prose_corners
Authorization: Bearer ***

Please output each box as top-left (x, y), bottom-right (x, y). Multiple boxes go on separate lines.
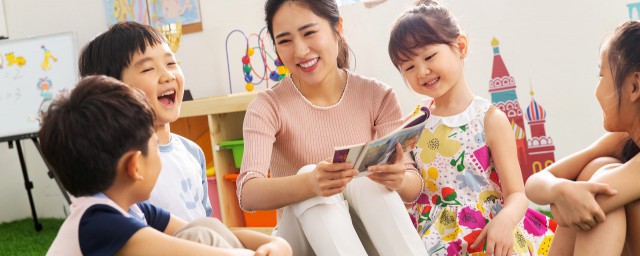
top-left (117, 150), bottom-right (143, 181)
top-left (630, 72), bottom-right (640, 102)
top-left (456, 34), bottom-right (469, 59)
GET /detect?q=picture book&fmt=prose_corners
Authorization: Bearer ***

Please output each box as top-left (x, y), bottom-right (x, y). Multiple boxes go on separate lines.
top-left (332, 108), bottom-right (430, 177)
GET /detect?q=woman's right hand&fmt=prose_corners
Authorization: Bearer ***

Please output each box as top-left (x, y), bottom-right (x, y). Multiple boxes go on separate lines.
top-left (308, 160), bottom-right (359, 197)
top-left (551, 180), bottom-right (617, 231)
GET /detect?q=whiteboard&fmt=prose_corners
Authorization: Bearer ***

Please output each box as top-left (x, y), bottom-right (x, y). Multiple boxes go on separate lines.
top-left (0, 32), bottom-right (77, 141)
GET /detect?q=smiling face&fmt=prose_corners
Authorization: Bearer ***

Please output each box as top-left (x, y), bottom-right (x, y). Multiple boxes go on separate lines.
top-left (399, 39), bottom-right (466, 100)
top-left (121, 42), bottom-right (184, 127)
top-left (272, 2), bottom-right (341, 87)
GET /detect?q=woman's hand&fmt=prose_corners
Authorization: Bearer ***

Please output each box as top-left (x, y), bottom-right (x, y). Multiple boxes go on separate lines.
top-left (470, 213), bottom-right (516, 256)
top-left (308, 160), bottom-right (359, 197)
top-left (254, 237), bottom-right (292, 256)
top-left (367, 143), bottom-right (406, 191)
top-left (551, 180), bottom-right (617, 231)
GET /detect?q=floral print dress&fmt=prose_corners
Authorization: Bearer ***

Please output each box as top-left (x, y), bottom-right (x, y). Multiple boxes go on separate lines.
top-left (408, 97), bottom-right (556, 256)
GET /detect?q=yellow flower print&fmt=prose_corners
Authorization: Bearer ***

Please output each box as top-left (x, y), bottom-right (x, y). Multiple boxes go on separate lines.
top-left (422, 166), bottom-right (439, 192)
top-left (513, 227), bottom-right (534, 254)
top-left (479, 190), bottom-right (502, 204)
top-left (418, 124), bottom-right (462, 164)
top-left (436, 208), bottom-right (460, 241)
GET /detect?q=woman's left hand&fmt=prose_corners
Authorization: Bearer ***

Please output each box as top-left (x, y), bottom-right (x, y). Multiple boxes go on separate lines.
top-left (367, 143), bottom-right (406, 190)
top-left (470, 214), bottom-right (515, 256)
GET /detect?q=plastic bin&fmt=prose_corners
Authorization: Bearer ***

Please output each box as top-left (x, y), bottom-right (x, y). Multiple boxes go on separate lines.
top-left (207, 176), bottom-right (222, 220)
top-left (224, 174), bottom-right (277, 227)
top-left (219, 140), bottom-right (244, 168)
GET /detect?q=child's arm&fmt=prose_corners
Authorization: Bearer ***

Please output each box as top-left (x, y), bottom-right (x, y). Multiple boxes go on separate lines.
top-left (525, 133), bottom-right (623, 228)
top-left (163, 214), bottom-right (187, 235)
top-left (589, 153), bottom-right (640, 213)
top-left (233, 229), bottom-right (292, 256)
top-left (116, 227), bottom-right (241, 256)
top-left (471, 107), bottom-right (528, 255)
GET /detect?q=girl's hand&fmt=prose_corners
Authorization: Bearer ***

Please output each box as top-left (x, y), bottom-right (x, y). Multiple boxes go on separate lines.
top-left (470, 214), bottom-right (515, 256)
top-left (367, 143), bottom-right (406, 191)
top-left (308, 160), bottom-right (359, 197)
top-left (552, 181), bottom-right (617, 231)
top-left (254, 237), bottom-right (292, 256)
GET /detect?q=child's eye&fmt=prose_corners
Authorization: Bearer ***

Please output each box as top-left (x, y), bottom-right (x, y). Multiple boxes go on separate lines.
top-left (277, 39), bottom-right (290, 45)
top-left (142, 67), bottom-right (154, 73)
top-left (404, 65), bottom-right (414, 72)
top-left (168, 62), bottom-right (177, 66)
top-left (304, 31), bottom-right (317, 37)
top-left (425, 53), bottom-right (437, 61)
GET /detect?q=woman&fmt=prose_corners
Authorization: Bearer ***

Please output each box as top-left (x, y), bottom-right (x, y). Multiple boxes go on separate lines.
top-left (236, 0), bottom-right (426, 255)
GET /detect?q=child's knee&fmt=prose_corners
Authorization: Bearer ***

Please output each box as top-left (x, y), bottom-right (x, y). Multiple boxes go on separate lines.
top-left (577, 157), bottom-right (621, 181)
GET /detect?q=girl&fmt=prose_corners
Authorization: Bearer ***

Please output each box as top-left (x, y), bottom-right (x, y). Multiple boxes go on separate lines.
top-left (525, 21), bottom-right (640, 255)
top-left (389, 1), bottom-right (555, 255)
top-left (236, 0), bottom-right (427, 255)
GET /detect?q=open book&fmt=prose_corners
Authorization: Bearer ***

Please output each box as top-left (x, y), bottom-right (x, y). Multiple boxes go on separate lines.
top-left (332, 108), bottom-right (430, 177)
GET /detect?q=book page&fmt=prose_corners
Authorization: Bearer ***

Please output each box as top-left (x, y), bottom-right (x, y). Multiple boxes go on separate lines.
top-left (354, 121), bottom-right (425, 175)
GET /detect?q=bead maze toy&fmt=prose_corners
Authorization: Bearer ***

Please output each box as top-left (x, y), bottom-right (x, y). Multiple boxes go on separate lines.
top-left (225, 27), bottom-right (289, 94)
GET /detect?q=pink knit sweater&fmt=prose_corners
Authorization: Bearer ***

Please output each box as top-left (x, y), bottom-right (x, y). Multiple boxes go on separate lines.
top-left (237, 71), bottom-right (403, 209)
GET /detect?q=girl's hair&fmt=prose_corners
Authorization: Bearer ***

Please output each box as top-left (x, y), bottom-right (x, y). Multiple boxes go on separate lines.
top-left (265, 0), bottom-right (350, 69)
top-left (388, 0), bottom-right (461, 69)
top-left (607, 21), bottom-right (640, 162)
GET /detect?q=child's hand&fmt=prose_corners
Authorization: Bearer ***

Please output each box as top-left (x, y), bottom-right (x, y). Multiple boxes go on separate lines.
top-left (367, 143), bottom-right (406, 191)
top-left (552, 181), bottom-right (617, 231)
top-left (253, 237), bottom-right (292, 256)
top-left (470, 214), bottom-right (515, 256)
top-left (308, 160), bottom-right (358, 197)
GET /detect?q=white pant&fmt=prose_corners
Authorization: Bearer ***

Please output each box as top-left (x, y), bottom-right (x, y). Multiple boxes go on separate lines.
top-left (273, 165), bottom-right (427, 256)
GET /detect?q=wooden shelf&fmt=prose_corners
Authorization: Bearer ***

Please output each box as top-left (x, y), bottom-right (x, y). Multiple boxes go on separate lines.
top-left (173, 91), bottom-right (272, 230)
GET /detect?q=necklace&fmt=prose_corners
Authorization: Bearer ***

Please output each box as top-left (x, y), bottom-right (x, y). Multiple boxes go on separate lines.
top-left (290, 70), bottom-right (349, 110)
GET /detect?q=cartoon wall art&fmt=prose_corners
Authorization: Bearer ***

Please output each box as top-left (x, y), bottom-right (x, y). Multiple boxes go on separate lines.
top-left (628, 2), bottom-right (640, 20)
top-left (488, 37), bottom-right (556, 182)
top-left (103, 0), bottom-right (150, 26)
top-left (147, 0), bottom-right (202, 34)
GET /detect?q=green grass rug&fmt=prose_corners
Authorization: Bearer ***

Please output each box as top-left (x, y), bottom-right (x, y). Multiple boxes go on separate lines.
top-left (0, 218), bottom-right (63, 256)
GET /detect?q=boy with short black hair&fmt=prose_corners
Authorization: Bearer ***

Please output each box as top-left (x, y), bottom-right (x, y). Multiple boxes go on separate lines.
top-left (79, 21), bottom-right (209, 221)
top-left (43, 75), bottom-right (291, 255)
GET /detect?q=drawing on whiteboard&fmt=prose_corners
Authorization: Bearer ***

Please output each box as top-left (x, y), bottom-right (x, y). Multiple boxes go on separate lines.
top-left (40, 46), bottom-right (58, 71)
top-left (37, 76), bottom-right (53, 99)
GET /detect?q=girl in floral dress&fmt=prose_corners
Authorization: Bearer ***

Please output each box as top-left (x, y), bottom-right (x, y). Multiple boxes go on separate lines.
top-left (388, 1), bottom-right (555, 255)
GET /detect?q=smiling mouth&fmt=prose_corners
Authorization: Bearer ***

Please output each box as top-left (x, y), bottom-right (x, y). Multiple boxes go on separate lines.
top-left (158, 89), bottom-right (176, 105)
top-left (298, 58), bottom-right (319, 70)
top-left (422, 77), bottom-right (440, 88)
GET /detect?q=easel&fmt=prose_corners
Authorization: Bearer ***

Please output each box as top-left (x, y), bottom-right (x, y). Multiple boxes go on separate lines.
top-left (2, 133), bottom-right (70, 232)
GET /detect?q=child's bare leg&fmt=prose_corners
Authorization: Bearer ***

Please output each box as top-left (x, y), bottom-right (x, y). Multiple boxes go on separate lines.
top-left (548, 157), bottom-right (621, 256)
top-left (573, 158), bottom-right (625, 255)
top-left (574, 207), bottom-right (626, 256)
top-left (624, 200), bottom-right (640, 255)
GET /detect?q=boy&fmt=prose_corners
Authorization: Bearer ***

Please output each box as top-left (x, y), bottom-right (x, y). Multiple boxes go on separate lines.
top-left (42, 75), bottom-right (291, 255)
top-left (79, 21), bottom-right (209, 220)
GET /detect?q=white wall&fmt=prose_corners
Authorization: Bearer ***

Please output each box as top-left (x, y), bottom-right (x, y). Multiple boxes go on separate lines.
top-left (0, 0), bottom-right (633, 222)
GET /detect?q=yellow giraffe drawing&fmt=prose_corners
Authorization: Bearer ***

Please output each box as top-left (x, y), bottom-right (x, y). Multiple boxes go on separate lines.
top-left (41, 46), bottom-right (58, 71)
top-left (6, 52), bottom-right (26, 67)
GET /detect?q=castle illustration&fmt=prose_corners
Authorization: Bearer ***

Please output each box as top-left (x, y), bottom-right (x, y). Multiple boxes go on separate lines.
top-left (488, 37), bottom-right (556, 181)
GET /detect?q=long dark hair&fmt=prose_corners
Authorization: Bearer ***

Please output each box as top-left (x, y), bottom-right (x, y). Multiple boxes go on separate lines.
top-left (388, 0), bottom-right (461, 69)
top-left (607, 21), bottom-right (640, 162)
top-left (265, 0), bottom-right (350, 69)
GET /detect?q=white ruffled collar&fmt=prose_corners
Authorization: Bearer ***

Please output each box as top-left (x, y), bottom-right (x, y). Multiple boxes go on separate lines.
top-left (424, 96), bottom-right (491, 128)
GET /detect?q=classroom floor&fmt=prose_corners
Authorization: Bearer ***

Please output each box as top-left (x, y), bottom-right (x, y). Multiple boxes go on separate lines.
top-left (0, 218), bottom-right (62, 256)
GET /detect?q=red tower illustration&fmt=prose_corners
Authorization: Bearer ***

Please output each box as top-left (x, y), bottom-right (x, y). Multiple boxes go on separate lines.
top-left (488, 37), bottom-right (556, 181)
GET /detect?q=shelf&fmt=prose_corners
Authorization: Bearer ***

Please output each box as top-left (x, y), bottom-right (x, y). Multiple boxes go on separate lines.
top-left (180, 92), bottom-right (258, 118)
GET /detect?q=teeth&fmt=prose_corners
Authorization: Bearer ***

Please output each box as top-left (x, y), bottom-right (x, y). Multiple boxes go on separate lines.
top-left (425, 77), bottom-right (439, 86)
top-left (299, 58), bottom-right (318, 68)
top-left (160, 90), bottom-right (175, 97)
